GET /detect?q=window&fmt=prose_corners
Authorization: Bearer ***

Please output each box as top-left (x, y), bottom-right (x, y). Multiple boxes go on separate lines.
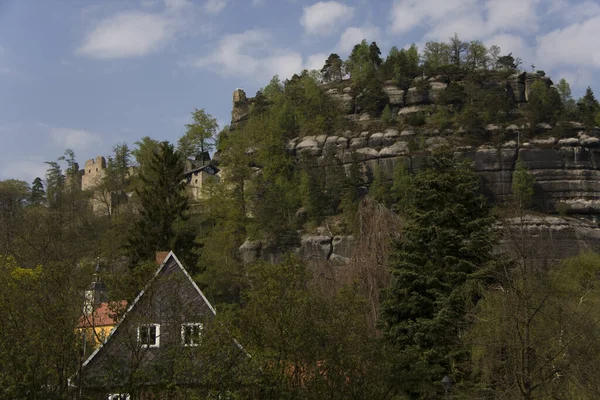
top-left (181, 323), bottom-right (203, 346)
top-left (108, 394), bottom-right (130, 400)
top-left (137, 324), bottom-right (160, 348)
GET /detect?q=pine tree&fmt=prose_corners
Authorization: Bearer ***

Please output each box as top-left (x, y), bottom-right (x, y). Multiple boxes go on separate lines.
top-left (30, 177), bottom-right (45, 205)
top-left (380, 146), bottom-right (495, 397)
top-left (127, 141), bottom-right (189, 261)
top-left (577, 87), bottom-right (600, 127)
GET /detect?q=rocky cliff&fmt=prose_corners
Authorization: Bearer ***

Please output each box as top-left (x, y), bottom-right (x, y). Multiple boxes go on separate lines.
top-left (230, 72), bottom-right (600, 266)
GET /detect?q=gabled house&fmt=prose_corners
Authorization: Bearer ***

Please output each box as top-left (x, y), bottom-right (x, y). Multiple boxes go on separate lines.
top-left (77, 252), bottom-right (221, 399)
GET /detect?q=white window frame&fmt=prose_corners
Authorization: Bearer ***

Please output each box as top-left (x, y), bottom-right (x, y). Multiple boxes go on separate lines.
top-left (137, 324), bottom-right (160, 348)
top-left (107, 394), bottom-right (130, 400)
top-left (181, 323), bottom-right (203, 347)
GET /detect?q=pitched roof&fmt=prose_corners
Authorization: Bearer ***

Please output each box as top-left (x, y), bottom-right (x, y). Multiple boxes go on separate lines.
top-left (81, 251), bottom-right (216, 369)
top-left (78, 301), bottom-right (127, 328)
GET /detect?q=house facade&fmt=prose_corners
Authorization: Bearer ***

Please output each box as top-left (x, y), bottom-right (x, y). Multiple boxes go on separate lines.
top-left (78, 252), bottom-right (220, 399)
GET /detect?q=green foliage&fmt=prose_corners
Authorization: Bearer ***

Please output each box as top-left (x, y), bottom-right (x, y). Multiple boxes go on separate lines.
top-left (381, 147), bottom-right (495, 397)
top-left (356, 77), bottom-right (388, 116)
top-left (403, 112), bottom-right (426, 127)
top-left (384, 45), bottom-right (421, 83)
top-left (465, 40), bottom-right (489, 70)
top-left (0, 256), bottom-right (91, 399)
top-left (368, 164), bottom-right (391, 206)
top-left (30, 177), bottom-right (45, 205)
top-left (449, 33), bottom-right (468, 67)
top-left (526, 80), bottom-right (563, 125)
top-left (347, 40), bottom-right (383, 86)
top-left (223, 255), bottom-right (392, 399)
top-left (390, 160), bottom-right (412, 212)
top-left (511, 158), bottom-right (535, 211)
top-left (422, 41), bottom-right (451, 74)
top-left (467, 251), bottom-right (600, 399)
top-left (320, 53), bottom-right (344, 83)
top-left (496, 52), bottom-right (520, 72)
top-left (177, 108), bottom-right (218, 160)
top-left (261, 74), bottom-right (284, 101)
top-left (577, 86), bottom-right (600, 127)
top-left (127, 141), bottom-right (189, 261)
top-left (381, 104), bottom-right (395, 125)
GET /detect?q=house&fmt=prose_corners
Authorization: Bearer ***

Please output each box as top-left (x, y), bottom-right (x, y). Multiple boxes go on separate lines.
top-left (77, 252), bottom-right (225, 399)
top-left (78, 301), bottom-right (127, 348)
top-left (184, 164), bottom-right (220, 201)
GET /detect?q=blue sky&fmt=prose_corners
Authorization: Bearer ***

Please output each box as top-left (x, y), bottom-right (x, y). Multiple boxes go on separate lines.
top-left (1, 0), bottom-right (599, 182)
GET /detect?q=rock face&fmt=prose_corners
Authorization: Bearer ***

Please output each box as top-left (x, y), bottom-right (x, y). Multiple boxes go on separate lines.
top-left (240, 216), bottom-right (600, 268)
top-left (286, 130), bottom-right (600, 215)
top-left (497, 216), bottom-right (600, 266)
top-left (231, 78), bottom-right (600, 268)
top-left (383, 82), bottom-right (404, 106)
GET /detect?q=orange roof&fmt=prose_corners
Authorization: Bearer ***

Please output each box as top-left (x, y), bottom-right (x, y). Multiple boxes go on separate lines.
top-left (79, 301), bottom-right (127, 328)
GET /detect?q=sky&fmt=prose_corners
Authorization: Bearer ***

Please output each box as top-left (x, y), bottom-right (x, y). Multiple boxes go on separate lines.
top-left (1, 0), bottom-right (600, 183)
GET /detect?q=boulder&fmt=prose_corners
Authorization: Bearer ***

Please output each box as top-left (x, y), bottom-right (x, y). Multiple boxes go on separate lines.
top-left (398, 105), bottom-right (433, 115)
top-left (332, 235), bottom-right (355, 259)
top-left (356, 147), bottom-right (380, 160)
top-left (382, 128), bottom-right (399, 145)
top-left (405, 87), bottom-right (430, 106)
top-left (298, 235), bottom-right (332, 261)
top-left (350, 137), bottom-right (367, 150)
top-left (531, 137), bottom-right (556, 145)
top-left (239, 240), bottom-right (262, 264)
top-left (359, 113), bottom-right (371, 121)
top-left (428, 82), bottom-right (448, 103)
top-left (323, 136), bottom-right (339, 155)
top-left (296, 136), bottom-right (321, 156)
top-left (328, 93), bottom-right (354, 114)
top-left (380, 141), bottom-right (409, 156)
top-left (558, 138), bottom-right (579, 146)
top-left (383, 84), bottom-right (405, 106)
top-left (369, 132), bottom-right (384, 148)
top-left (425, 136), bottom-right (448, 149)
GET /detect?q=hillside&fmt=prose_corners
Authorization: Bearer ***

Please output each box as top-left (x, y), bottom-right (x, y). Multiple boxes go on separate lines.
top-left (4, 37), bottom-right (600, 399)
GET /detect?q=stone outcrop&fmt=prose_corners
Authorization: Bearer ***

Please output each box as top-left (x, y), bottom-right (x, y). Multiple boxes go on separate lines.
top-left (284, 125), bottom-right (600, 215)
top-left (239, 235), bottom-right (356, 266)
top-left (240, 216), bottom-right (600, 268)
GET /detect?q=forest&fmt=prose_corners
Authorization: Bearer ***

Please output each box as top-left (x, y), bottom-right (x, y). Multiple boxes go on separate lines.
top-left (2, 35), bottom-right (600, 399)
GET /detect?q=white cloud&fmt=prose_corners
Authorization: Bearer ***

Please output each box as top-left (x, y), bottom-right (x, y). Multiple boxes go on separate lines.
top-left (337, 26), bottom-right (380, 53)
top-left (204, 0), bottom-right (227, 14)
top-left (184, 29), bottom-right (304, 81)
top-left (425, 12), bottom-right (487, 41)
top-left (389, 0), bottom-right (540, 40)
top-left (305, 52), bottom-right (328, 71)
top-left (50, 127), bottom-right (103, 152)
top-left (252, 0), bottom-right (265, 6)
top-left (536, 15), bottom-right (600, 68)
top-left (485, 33), bottom-right (529, 59)
top-left (300, 1), bottom-right (354, 36)
top-left (485, 0), bottom-right (540, 34)
top-left (555, 67), bottom-right (593, 91)
top-left (390, 0), bottom-right (478, 35)
top-left (76, 0), bottom-right (197, 59)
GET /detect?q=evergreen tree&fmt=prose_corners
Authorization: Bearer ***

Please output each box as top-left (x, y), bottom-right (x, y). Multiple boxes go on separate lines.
top-left (526, 80), bottom-right (563, 125)
top-left (127, 141), bottom-right (189, 261)
top-left (577, 87), bottom-right (600, 127)
top-left (30, 177), bottom-right (45, 205)
top-left (320, 53), bottom-right (344, 83)
top-left (381, 147), bottom-right (495, 397)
